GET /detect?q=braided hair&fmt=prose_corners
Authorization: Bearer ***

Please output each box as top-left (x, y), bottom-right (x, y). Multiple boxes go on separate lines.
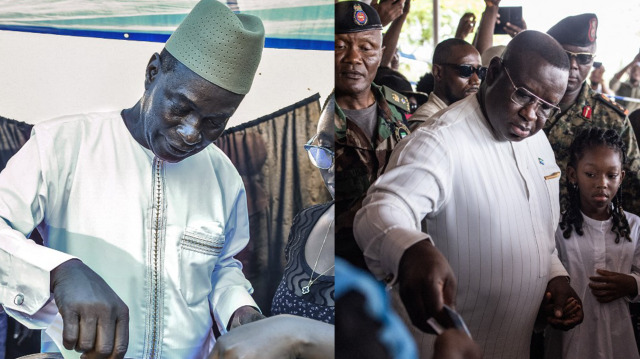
top-left (559, 127), bottom-right (631, 243)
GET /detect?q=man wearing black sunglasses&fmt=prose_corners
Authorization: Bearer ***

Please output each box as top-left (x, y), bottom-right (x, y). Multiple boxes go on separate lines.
top-left (409, 38), bottom-right (484, 130)
top-left (545, 13), bottom-right (640, 215)
top-left (355, 31), bottom-right (584, 358)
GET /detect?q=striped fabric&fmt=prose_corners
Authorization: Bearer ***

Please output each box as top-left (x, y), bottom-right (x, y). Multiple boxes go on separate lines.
top-left (354, 95), bottom-right (568, 358)
top-left (0, 0), bottom-right (333, 49)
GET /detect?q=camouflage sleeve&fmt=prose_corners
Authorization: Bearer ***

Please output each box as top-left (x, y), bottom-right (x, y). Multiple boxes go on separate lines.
top-left (620, 116), bottom-right (640, 214)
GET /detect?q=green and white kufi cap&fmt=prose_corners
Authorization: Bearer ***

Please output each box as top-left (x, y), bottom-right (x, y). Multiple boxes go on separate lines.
top-left (165, 0), bottom-right (265, 95)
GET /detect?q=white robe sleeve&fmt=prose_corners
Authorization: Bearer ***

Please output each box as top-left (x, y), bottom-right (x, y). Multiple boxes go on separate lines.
top-left (0, 133), bottom-right (75, 327)
top-left (549, 245), bottom-right (570, 280)
top-left (209, 183), bottom-right (258, 333)
top-left (354, 129), bottom-right (450, 283)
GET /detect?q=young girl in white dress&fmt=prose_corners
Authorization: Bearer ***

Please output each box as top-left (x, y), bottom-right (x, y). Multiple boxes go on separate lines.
top-left (545, 127), bottom-right (640, 359)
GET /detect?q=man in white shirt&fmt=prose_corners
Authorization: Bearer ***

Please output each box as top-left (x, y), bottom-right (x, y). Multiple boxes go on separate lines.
top-left (354, 30), bottom-right (584, 358)
top-left (0, 0), bottom-right (265, 358)
top-left (408, 38), bottom-right (484, 130)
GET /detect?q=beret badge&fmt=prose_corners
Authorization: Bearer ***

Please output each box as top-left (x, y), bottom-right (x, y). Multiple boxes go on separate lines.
top-left (588, 17), bottom-right (597, 42)
top-left (353, 4), bottom-right (368, 26)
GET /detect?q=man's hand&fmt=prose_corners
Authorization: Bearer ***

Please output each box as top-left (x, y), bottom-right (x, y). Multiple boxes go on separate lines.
top-left (13, 320), bottom-right (34, 345)
top-left (398, 240), bottom-right (457, 333)
top-left (455, 13), bottom-right (476, 40)
top-left (209, 315), bottom-right (333, 359)
top-left (370, 0), bottom-right (406, 27)
top-left (226, 305), bottom-right (265, 331)
top-left (591, 65), bottom-right (605, 82)
top-left (433, 329), bottom-right (482, 359)
top-left (589, 269), bottom-right (638, 303)
top-left (402, 0), bottom-right (411, 17)
top-left (51, 259), bottom-right (129, 359)
top-left (484, 0), bottom-right (500, 9)
top-left (538, 276), bottom-right (583, 331)
top-left (502, 18), bottom-right (527, 38)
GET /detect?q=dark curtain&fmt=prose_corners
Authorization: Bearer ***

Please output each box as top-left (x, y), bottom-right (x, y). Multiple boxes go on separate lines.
top-left (0, 116), bottom-right (32, 171)
top-left (216, 94), bottom-right (331, 315)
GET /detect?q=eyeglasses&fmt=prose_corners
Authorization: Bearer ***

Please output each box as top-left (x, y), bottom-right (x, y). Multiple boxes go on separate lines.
top-left (441, 63), bottom-right (487, 80)
top-left (304, 134), bottom-right (334, 169)
top-left (502, 63), bottom-right (561, 119)
top-left (565, 50), bottom-right (595, 65)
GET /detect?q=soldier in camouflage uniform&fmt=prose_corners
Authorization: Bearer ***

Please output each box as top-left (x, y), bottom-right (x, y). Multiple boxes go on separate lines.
top-left (334, 1), bottom-right (410, 271)
top-left (545, 14), bottom-right (640, 214)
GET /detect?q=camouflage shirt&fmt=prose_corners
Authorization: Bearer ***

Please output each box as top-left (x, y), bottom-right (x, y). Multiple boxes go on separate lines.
top-left (335, 84), bottom-right (410, 271)
top-left (544, 82), bottom-right (640, 214)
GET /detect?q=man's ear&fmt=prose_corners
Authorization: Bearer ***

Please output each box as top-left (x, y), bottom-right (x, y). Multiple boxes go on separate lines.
top-left (376, 45), bottom-right (386, 68)
top-left (432, 64), bottom-right (443, 81)
top-left (145, 53), bottom-right (162, 90)
top-left (484, 57), bottom-right (502, 86)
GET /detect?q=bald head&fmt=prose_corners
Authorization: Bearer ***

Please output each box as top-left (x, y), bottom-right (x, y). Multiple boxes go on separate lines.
top-left (433, 38), bottom-right (478, 65)
top-left (432, 38), bottom-right (483, 104)
top-left (502, 31), bottom-right (570, 73)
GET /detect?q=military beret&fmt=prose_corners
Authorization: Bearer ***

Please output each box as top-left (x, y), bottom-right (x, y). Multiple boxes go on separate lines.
top-left (336, 1), bottom-right (383, 34)
top-left (547, 13), bottom-right (598, 47)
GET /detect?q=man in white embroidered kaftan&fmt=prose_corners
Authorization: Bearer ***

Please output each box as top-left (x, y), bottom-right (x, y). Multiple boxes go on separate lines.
top-left (0, 0), bottom-right (265, 358)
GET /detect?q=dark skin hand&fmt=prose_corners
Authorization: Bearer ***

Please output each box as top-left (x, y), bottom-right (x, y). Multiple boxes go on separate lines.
top-left (538, 276), bottom-right (584, 331)
top-left (433, 329), bottom-right (482, 359)
top-left (50, 259), bottom-right (129, 359)
top-left (500, 18), bottom-right (527, 38)
top-left (370, 0), bottom-right (406, 27)
top-left (398, 240), bottom-right (457, 333)
top-left (589, 268), bottom-right (638, 303)
top-left (13, 321), bottom-right (34, 345)
top-left (226, 305), bottom-right (265, 331)
top-left (455, 12), bottom-right (476, 40)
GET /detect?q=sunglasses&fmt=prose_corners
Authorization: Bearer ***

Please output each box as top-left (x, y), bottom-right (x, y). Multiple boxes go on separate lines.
top-left (565, 50), bottom-right (595, 65)
top-left (304, 134), bottom-right (334, 169)
top-left (442, 63), bottom-right (487, 80)
top-left (502, 62), bottom-right (561, 120)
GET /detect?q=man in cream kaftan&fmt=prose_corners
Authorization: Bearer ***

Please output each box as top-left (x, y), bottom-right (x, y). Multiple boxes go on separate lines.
top-left (0, 112), bottom-right (257, 358)
top-left (0, 0), bottom-right (266, 357)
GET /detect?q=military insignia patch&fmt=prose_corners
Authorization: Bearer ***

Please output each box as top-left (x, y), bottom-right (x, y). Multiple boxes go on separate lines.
top-left (382, 85), bottom-right (411, 112)
top-left (582, 105), bottom-right (592, 119)
top-left (596, 93), bottom-right (629, 115)
top-left (588, 17), bottom-right (597, 42)
top-left (395, 127), bottom-right (408, 139)
top-left (353, 4), bottom-right (368, 26)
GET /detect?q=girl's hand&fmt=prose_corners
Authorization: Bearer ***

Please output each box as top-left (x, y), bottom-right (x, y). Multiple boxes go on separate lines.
top-left (540, 277), bottom-right (583, 330)
top-left (589, 269), bottom-right (638, 303)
